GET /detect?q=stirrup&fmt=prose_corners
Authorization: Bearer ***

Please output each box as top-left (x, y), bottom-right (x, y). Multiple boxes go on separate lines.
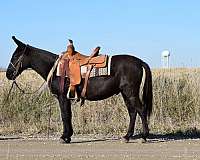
top-left (67, 88), bottom-right (78, 100)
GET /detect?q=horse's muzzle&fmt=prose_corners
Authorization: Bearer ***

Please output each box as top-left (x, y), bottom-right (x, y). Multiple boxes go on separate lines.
top-left (6, 64), bottom-right (16, 80)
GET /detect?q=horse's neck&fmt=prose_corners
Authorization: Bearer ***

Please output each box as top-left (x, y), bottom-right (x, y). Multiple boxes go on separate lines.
top-left (29, 47), bottom-right (58, 80)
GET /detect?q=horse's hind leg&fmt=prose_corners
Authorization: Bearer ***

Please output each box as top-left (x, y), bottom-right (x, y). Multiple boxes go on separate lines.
top-left (122, 93), bottom-right (137, 142)
top-left (122, 90), bottom-right (149, 142)
top-left (137, 105), bottom-right (149, 142)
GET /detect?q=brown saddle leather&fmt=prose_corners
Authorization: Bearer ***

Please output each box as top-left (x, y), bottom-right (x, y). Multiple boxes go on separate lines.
top-left (74, 52), bottom-right (107, 67)
top-left (69, 59), bottom-right (81, 85)
top-left (64, 46), bottom-right (106, 84)
top-left (58, 45), bottom-right (108, 99)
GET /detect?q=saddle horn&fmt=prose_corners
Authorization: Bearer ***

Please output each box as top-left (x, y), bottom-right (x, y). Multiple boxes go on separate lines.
top-left (67, 39), bottom-right (75, 54)
top-left (68, 39), bottom-right (73, 44)
top-left (12, 36), bottom-right (25, 47)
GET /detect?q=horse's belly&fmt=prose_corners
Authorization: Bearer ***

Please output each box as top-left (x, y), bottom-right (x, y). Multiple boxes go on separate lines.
top-left (85, 76), bottom-right (120, 101)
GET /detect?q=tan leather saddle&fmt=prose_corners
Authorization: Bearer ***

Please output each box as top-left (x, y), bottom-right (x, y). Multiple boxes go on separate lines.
top-left (58, 40), bottom-right (107, 99)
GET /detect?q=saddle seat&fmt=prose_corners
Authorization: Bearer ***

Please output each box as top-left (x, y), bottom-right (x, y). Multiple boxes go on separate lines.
top-left (73, 46), bottom-right (107, 67)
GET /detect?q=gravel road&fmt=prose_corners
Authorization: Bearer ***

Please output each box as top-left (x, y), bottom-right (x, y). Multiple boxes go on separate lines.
top-left (0, 136), bottom-right (200, 160)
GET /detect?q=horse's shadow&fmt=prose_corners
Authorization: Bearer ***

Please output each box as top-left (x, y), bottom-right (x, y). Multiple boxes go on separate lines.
top-left (1, 128), bottom-right (200, 144)
top-left (70, 128), bottom-right (200, 144)
top-left (130, 128), bottom-right (200, 143)
top-left (70, 138), bottom-right (107, 144)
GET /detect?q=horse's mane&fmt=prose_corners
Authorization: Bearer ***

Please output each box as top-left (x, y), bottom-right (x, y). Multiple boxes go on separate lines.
top-left (28, 45), bottom-right (59, 61)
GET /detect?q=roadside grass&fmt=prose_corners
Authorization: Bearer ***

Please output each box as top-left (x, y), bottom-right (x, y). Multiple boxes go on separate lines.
top-left (0, 68), bottom-right (200, 137)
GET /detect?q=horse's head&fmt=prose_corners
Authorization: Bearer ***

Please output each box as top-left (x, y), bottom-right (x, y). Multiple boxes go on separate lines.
top-left (6, 36), bottom-right (31, 80)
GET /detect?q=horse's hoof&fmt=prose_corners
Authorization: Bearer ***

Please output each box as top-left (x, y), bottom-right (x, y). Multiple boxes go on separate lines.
top-left (121, 136), bottom-right (129, 143)
top-left (59, 137), bottom-right (71, 144)
top-left (141, 138), bottom-right (147, 143)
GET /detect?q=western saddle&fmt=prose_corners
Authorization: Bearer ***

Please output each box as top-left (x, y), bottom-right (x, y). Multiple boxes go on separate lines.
top-left (58, 39), bottom-right (107, 99)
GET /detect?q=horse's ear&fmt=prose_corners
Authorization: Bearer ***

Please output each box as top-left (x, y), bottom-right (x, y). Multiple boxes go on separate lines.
top-left (12, 36), bottom-right (25, 47)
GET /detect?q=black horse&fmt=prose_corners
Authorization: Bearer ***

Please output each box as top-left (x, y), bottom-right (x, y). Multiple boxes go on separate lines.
top-left (6, 36), bottom-right (152, 143)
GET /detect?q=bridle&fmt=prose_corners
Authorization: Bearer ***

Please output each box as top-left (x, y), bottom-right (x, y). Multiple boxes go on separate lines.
top-left (7, 44), bottom-right (46, 95)
top-left (10, 44), bottom-right (28, 79)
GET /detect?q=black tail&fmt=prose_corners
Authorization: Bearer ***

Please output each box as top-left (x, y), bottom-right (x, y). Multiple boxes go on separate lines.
top-left (142, 62), bottom-right (153, 120)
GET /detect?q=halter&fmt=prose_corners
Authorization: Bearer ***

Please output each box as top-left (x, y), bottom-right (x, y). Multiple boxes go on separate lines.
top-left (10, 44), bottom-right (28, 78)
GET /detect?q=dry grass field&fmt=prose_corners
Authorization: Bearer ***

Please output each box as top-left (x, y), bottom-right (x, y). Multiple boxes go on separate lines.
top-left (0, 68), bottom-right (200, 137)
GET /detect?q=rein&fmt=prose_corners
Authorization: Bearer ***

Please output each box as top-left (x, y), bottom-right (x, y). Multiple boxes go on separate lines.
top-left (5, 80), bottom-right (46, 102)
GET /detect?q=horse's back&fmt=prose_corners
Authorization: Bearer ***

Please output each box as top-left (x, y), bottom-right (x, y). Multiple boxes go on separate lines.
top-left (86, 54), bottom-right (147, 100)
top-left (110, 55), bottom-right (144, 78)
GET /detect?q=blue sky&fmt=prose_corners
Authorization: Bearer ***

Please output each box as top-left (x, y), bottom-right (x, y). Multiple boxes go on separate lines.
top-left (1, 0), bottom-right (200, 68)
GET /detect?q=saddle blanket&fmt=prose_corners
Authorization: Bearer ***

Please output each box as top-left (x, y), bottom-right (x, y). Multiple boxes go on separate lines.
top-left (56, 56), bottom-right (112, 78)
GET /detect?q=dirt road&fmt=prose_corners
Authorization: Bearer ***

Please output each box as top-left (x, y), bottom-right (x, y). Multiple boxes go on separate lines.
top-left (0, 136), bottom-right (200, 160)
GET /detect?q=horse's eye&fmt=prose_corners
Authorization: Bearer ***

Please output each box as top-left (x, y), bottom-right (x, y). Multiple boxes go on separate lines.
top-left (13, 55), bottom-right (18, 59)
top-left (12, 55), bottom-right (19, 61)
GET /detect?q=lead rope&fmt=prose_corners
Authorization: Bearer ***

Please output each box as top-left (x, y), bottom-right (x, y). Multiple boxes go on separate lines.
top-left (3, 80), bottom-right (56, 139)
top-left (4, 80), bottom-right (46, 103)
top-left (5, 81), bottom-right (16, 102)
top-left (13, 80), bottom-right (46, 95)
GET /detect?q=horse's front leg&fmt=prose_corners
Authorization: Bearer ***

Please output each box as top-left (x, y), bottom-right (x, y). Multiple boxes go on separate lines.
top-left (58, 95), bottom-right (73, 143)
